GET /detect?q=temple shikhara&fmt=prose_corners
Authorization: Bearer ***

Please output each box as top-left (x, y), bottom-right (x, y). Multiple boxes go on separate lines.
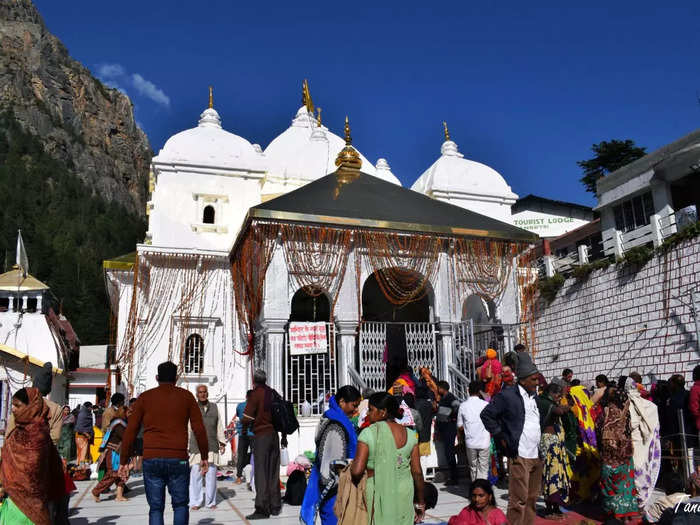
top-left (103, 82), bottom-right (583, 456)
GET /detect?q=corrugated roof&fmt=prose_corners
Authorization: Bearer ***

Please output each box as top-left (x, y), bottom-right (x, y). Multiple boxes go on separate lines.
top-left (248, 171), bottom-right (538, 242)
top-left (0, 268), bottom-right (49, 291)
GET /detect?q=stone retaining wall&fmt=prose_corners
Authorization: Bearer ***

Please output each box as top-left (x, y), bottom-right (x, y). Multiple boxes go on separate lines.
top-left (534, 237), bottom-right (700, 386)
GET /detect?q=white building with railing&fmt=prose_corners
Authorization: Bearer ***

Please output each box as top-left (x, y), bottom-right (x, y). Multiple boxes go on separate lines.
top-left (541, 129), bottom-right (699, 276)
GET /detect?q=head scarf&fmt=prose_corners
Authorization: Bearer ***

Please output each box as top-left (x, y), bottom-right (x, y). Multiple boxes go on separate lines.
top-left (0, 388), bottom-right (65, 525)
top-left (486, 348), bottom-right (498, 360)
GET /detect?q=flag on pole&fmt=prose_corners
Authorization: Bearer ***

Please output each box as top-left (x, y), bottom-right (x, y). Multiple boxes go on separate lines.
top-left (16, 229), bottom-right (29, 279)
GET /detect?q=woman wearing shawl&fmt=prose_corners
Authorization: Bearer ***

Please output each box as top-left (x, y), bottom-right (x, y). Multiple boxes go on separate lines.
top-left (0, 388), bottom-right (65, 525)
top-left (300, 386), bottom-right (362, 525)
top-left (74, 402), bottom-right (94, 467)
top-left (625, 377), bottom-right (661, 511)
top-left (597, 385), bottom-right (640, 521)
top-left (567, 385), bottom-right (601, 503)
top-left (536, 382), bottom-right (572, 519)
top-left (351, 392), bottom-right (425, 525)
top-left (57, 405), bottom-right (75, 461)
top-left (478, 349), bottom-right (502, 400)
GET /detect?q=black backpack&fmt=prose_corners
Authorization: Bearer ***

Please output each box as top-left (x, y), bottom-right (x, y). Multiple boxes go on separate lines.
top-left (283, 470), bottom-right (307, 505)
top-left (270, 388), bottom-right (299, 435)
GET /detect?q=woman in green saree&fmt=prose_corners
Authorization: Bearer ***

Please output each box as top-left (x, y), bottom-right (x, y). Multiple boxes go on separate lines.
top-left (351, 392), bottom-right (425, 525)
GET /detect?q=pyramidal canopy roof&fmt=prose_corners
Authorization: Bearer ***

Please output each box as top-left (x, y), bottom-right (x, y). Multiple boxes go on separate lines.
top-left (0, 268), bottom-right (49, 292)
top-left (247, 171), bottom-right (537, 241)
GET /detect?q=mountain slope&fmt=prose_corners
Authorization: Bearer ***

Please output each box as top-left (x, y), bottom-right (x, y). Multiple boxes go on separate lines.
top-left (0, 0), bottom-right (151, 215)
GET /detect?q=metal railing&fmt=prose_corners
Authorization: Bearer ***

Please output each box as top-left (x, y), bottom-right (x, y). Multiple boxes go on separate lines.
top-left (284, 322), bottom-right (337, 417)
top-left (358, 322), bottom-right (437, 393)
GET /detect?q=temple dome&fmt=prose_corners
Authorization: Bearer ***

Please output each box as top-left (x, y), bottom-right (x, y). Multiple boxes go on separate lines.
top-left (155, 106), bottom-right (263, 170)
top-left (411, 138), bottom-right (517, 200)
top-left (264, 106), bottom-right (377, 181)
top-left (374, 158), bottom-right (402, 186)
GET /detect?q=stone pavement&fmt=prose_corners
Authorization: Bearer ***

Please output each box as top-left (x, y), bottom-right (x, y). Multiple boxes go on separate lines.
top-left (68, 474), bottom-right (606, 524)
top-left (69, 475), bottom-right (489, 524)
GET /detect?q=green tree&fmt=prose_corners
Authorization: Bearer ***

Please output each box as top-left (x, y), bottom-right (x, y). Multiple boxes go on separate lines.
top-left (0, 111), bottom-right (146, 344)
top-left (578, 139), bottom-right (647, 193)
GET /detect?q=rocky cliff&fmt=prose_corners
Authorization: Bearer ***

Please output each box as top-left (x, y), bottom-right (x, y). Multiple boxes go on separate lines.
top-left (0, 0), bottom-right (151, 215)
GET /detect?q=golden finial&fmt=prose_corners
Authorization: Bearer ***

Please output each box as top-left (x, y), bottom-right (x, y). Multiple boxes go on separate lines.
top-left (335, 116), bottom-right (362, 173)
top-left (316, 107), bottom-right (322, 127)
top-left (208, 86), bottom-right (213, 109)
top-left (443, 121), bottom-right (450, 142)
top-left (302, 79), bottom-right (314, 114)
top-left (344, 115), bottom-right (351, 145)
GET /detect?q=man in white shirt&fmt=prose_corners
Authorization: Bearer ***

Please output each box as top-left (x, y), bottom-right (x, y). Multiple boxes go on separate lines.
top-left (481, 352), bottom-right (542, 525)
top-left (457, 380), bottom-right (491, 482)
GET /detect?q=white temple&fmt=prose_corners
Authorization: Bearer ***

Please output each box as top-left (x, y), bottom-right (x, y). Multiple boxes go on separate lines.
top-left (103, 82), bottom-right (568, 459)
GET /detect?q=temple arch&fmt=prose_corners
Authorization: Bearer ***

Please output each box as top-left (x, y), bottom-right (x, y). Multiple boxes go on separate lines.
top-left (289, 287), bottom-right (331, 322)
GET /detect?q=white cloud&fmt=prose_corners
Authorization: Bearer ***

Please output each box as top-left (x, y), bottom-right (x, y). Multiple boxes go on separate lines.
top-left (131, 73), bottom-right (170, 108)
top-left (102, 79), bottom-right (128, 96)
top-left (97, 63), bottom-right (125, 79)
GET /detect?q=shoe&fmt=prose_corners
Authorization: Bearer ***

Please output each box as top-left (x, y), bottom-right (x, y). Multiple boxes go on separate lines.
top-left (191, 506), bottom-right (200, 511)
top-left (271, 509), bottom-right (282, 516)
top-left (246, 512), bottom-right (270, 520)
top-left (208, 505), bottom-right (217, 510)
top-left (235, 477), bottom-right (243, 484)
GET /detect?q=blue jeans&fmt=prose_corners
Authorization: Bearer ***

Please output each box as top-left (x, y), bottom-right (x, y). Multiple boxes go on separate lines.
top-left (143, 458), bottom-right (190, 525)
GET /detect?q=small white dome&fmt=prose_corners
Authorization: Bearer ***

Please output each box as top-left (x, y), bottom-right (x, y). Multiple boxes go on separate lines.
top-left (374, 158), bottom-right (402, 186)
top-left (155, 106), bottom-right (263, 170)
top-left (264, 106), bottom-right (376, 181)
top-left (411, 139), bottom-right (517, 200)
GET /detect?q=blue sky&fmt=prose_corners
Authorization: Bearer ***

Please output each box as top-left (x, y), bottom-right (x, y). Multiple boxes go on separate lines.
top-left (34, 1), bottom-right (700, 207)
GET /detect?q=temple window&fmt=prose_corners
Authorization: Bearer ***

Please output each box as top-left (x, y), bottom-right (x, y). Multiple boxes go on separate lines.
top-left (184, 334), bottom-right (204, 373)
top-left (202, 205), bottom-right (215, 224)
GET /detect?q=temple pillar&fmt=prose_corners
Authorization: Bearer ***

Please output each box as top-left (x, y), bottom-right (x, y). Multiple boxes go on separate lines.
top-left (262, 319), bottom-right (286, 394)
top-left (436, 321), bottom-right (454, 382)
top-left (336, 321), bottom-right (358, 388)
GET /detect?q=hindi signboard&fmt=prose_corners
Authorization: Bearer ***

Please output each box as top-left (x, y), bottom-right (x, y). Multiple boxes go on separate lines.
top-left (289, 322), bottom-right (328, 355)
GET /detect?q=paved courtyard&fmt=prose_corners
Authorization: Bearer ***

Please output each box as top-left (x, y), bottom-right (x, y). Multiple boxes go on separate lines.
top-left (67, 474), bottom-right (609, 524)
top-left (68, 475), bottom-right (494, 525)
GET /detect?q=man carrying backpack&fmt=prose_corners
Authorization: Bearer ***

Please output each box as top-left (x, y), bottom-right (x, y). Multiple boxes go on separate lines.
top-left (242, 369), bottom-right (283, 520)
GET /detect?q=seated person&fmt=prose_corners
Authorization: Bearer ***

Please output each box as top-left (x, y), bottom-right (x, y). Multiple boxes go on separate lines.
top-left (448, 479), bottom-right (506, 525)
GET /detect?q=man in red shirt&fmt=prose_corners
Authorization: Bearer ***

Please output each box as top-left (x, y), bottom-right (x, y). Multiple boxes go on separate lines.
top-left (242, 369), bottom-right (282, 520)
top-left (119, 361), bottom-right (208, 525)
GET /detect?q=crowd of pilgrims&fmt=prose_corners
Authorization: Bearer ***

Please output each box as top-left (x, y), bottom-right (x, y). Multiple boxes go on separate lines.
top-left (300, 345), bottom-right (700, 525)
top-left (1, 350), bottom-right (700, 525)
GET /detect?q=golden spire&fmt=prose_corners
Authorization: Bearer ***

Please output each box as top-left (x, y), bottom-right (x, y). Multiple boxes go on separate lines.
top-left (443, 121), bottom-right (450, 142)
top-left (208, 86), bottom-right (213, 109)
top-left (316, 107), bottom-right (322, 127)
top-left (344, 115), bottom-right (351, 145)
top-left (335, 116), bottom-right (362, 171)
top-left (302, 79), bottom-right (315, 115)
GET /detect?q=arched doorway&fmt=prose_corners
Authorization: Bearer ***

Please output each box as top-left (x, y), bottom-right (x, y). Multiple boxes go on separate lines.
top-left (285, 287), bottom-right (335, 416)
top-left (359, 269), bottom-right (435, 391)
top-left (290, 287), bottom-right (330, 322)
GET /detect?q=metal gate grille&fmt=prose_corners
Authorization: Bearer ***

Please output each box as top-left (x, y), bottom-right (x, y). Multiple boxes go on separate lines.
top-left (285, 323), bottom-right (337, 417)
top-left (358, 322), bottom-right (436, 393)
top-left (452, 321), bottom-right (523, 380)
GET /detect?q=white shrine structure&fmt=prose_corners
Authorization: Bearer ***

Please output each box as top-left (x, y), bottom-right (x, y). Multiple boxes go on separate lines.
top-left (104, 83), bottom-right (570, 457)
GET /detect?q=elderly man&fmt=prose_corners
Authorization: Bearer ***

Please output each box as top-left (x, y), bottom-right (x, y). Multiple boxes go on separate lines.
top-left (481, 353), bottom-right (542, 525)
top-left (189, 384), bottom-right (226, 510)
